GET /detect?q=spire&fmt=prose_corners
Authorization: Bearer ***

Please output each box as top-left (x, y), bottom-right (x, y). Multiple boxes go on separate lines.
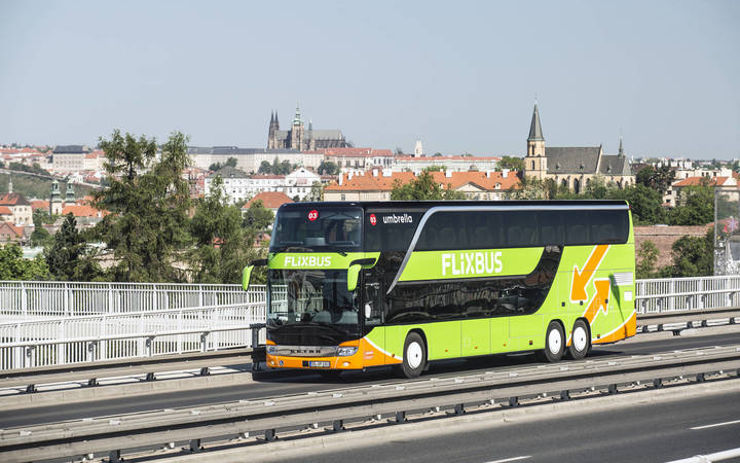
top-left (275, 111), bottom-right (279, 128)
top-left (618, 136), bottom-right (624, 157)
top-left (528, 103), bottom-right (544, 141)
top-left (270, 111), bottom-right (274, 124)
top-left (293, 103), bottom-right (301, 125)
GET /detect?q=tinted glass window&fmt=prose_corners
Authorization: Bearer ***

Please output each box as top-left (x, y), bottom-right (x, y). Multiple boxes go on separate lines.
top-left (414, 208), bottom-right (628, 251)
top-left (364, 210), bottom-right (424, 252)
top-left (271, 207), bottom-right (362, 251)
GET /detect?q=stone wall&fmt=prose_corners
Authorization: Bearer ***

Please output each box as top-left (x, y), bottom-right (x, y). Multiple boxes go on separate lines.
top-left (634, 225), bottom-right (711, 269)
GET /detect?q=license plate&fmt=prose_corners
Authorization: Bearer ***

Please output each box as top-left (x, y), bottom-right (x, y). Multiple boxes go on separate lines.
top-left (308, 361), bottom-right (331, 368)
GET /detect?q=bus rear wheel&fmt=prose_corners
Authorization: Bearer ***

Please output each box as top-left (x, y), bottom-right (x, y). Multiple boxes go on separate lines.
top-left (568, 319), bottom-right (591, 360)
top-left (400, 332), bottom-right (426, 378)
top-left (538, 321), bottom-right (565, 363)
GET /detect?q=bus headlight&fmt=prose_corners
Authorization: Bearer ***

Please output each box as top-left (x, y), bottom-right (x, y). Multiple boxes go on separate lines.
top-left (337, 346), bottom-right (358, 357)
top-left (267, 346), bottom-right (277, 355)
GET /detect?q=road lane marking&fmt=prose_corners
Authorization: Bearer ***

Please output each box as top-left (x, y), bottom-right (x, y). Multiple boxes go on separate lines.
top-left (690, 419), bottom-right (740, 430)
top-left (484, 456), bottom-right (531, 463)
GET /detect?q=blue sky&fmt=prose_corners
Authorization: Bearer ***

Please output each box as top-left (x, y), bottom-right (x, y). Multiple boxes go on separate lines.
top-left (1, 0), bottom-right (738, 158)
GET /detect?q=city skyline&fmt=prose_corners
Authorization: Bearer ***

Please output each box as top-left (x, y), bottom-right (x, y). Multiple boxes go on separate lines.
top-left (1, 1), bottom-right (739, 159)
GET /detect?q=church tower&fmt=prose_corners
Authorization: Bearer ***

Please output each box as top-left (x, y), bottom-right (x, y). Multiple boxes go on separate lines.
top-left (267, 111), bottom-right (280, 149)
top-left (290, 104), bottom-right (304, 151)
top-left (526, 103), bottom-right (547, 180)
top-left (65, 182), bottom-right (76, 204)
top-left (50, 180), bottom-right (63, 215)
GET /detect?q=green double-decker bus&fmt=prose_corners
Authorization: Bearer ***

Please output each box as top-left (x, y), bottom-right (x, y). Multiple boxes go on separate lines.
top-left (243, 200), bottom-right (636, 378)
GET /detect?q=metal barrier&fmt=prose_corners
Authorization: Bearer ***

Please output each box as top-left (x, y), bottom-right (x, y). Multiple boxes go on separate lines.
top-left (635, 275), bottom-right (740, 314)
top-left (0, 303), bottom-right (266, 370)
top-left (0, 281), bottom-right (265, 318)
top-left (2, 275), bottom-right (740, 370)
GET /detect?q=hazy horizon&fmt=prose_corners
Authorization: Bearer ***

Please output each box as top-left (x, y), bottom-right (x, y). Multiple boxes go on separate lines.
top-left (1, 1), bottom-right (738, 159)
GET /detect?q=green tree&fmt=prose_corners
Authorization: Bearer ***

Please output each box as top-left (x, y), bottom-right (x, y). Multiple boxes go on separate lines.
top-left (670, 185), bottom-right (713, 225)
top-left (307, 181), bottom-right (324, 201)
top-left (664, 230), bottom-right (713, 277)
top-left (242, 199), bottom-right (275, 232)
top-left (0, 244), bottom-right (49, 280)
top-left (390, 170), bottom-right (466, 200)
top-left (30, 210), bottom-right (53, 248)
top-left (208, 156), bottom-right (238, 172)
top-left (93, 130), bottom-right (192, 282)
top-left (513, 175), bottom-right (546, 199)
top-left (189, 176), bottom-right (254, 283)
top-left (317, 161), bottom-right (339, 175)
top-left (258, 160), bottom-right (272, 174)
top-left (497, 156), bottom-right (524, 172)
top-left (45, 214), bottom-right (102, 281)
top-left (636, 164), bottom-right (675, 195)
top-left (609, 184), bottom-right (666, 225)
top-left (636, 240), bottom-right (659, 279)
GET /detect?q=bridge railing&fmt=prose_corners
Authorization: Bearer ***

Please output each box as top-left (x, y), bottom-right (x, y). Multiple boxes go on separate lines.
top-left (0, 281), bottom-right (265, 318)
top-left (635, 275), bottom-right (740, 314)
top-left (0, 302), bottom-right (266, 370)
top-left (2, 275), bottom-right (740, 370)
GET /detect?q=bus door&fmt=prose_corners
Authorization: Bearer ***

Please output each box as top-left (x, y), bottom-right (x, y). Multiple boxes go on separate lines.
top-left (362, 272), bottom-right (387, 364)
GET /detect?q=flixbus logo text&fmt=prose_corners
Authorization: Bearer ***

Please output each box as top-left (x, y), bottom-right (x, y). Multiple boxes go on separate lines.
top-left (283, 256), bottom-right (332, 267)
top-left (442, 251), bottom-right (503, 276)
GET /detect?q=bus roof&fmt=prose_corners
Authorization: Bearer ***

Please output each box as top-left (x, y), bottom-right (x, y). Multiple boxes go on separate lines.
top-left (278, 199), bottom-right (629, 212)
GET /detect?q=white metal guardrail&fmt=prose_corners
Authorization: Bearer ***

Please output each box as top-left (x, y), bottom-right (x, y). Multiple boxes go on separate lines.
top-left (0, 281), bottom-right (265, 318)
top-left (0, 303), bottom-right (266, 370)
top-left (635, 275), bottom-right (740, 314)
top-left (1, 275), bottom-right (740, 370)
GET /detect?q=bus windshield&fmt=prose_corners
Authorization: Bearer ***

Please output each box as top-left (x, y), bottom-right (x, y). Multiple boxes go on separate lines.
top-left (267, 269), bottom-right (360, 330)
top-left (271, 207), bottom-right (362, 252)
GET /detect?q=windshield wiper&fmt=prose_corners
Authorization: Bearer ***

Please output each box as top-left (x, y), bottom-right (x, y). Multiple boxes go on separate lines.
top-left (283, 246), bottom-right (314, 253)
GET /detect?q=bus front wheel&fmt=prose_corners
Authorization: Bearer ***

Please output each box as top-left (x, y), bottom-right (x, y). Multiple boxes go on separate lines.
top-left (400, 332), bottom-right (426, 378)
top-left (538, 321), bottom-right (565, 363)
top-left (568, 319), bottom-right (591, 360)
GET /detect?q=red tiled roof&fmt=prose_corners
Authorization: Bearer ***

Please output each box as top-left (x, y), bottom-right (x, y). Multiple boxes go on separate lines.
top-left (0, 193), bottom-right (31, 206)
top-left (0, 206), bottom-right (12, 215)
top-left (325, 171), bottom-right (416, 192)
top-left (30, 200), bottom-right (50, 211)
top-left (673, 176), bottom-right (733, 187)
top-left (245, 192), bottom-right (293, 209)
top-left (325, 170), bottom-right (521, 192)
top-left (0, 222), bottom-right (23, 238)
top-left (62, 204), bottom-right (106, 218)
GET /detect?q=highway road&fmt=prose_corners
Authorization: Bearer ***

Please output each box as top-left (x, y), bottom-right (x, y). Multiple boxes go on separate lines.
top-left (229, 383), bottom-right (740, 463)
top-left (1, 330), bottom-right (738, 430)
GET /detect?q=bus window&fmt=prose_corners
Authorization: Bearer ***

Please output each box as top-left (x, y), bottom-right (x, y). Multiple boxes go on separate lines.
top-left (506, 212), bottom-right (537, 247)
top-left (365, 210), bottom-right (424, 252)
top-left (538, 211), bottom-right (564, 246)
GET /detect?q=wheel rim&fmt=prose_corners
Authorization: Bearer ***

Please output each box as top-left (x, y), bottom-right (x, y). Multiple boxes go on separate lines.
top-left (406, 341), bottom-right (423, 369)
top-left (573, 325), bottom-right (588, 352)
top-left (548, 327), bottom-right (562, 355)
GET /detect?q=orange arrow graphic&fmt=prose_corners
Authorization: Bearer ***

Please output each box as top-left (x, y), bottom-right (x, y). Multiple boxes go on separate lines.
top-left (583, 279), bottom-right (610, 323)
top-left (570, 245), bottom-right (609, 301)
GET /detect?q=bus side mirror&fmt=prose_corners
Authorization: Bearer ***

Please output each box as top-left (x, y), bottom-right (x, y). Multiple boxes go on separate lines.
top-left (242, 258), bottom-right (268, 291)
top-left (242, 265), bottom-right (254, 291)
top-left (347, 264), bottom-right (361, 292)
top-left (346, 258), bottom-right (375, 292)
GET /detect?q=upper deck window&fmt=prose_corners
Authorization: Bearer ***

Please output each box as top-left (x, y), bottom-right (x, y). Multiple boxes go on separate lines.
top-left (271, 207), bottom-right (362, 252)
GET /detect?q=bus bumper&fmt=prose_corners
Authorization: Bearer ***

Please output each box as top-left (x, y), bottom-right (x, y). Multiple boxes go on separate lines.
top-left (265, 338), bottom-right (401, 370)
